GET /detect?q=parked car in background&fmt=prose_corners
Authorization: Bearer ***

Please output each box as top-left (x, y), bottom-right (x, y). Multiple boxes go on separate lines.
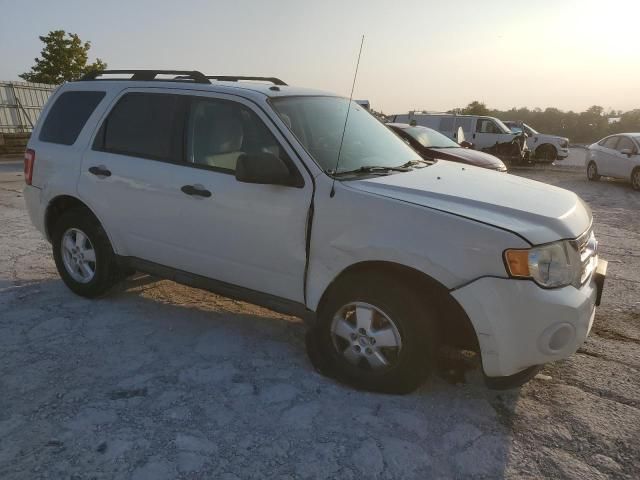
top-left (503, 121), bottom-right (569, 162)
top-left (387, 123), bottom-right (507, 171)
top-left (24, 69), bottom-right (606, 394)
top-left (389, 112), bottom-right (527, 163)
top-left (586, 133), bottom-right (640, 190)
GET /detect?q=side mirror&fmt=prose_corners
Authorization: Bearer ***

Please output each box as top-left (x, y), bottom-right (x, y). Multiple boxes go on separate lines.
top-left (620, 148), bottom-right (633, 157)
top-left (235, 153), bottom-right (299, 186)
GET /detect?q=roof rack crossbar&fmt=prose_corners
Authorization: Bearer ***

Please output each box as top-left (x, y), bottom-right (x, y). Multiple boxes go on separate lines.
top-left (80, 70), bottom-right (211, 84)
top-left (206, 76), bottom-right (287, 86)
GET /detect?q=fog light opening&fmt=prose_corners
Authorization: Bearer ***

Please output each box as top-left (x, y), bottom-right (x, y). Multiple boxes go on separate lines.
top-left (548, 325), bottom-right (573, 352)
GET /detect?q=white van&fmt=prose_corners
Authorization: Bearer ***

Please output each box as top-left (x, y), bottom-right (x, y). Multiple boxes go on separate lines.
top-left (390, 112), bottom-right (525, 161)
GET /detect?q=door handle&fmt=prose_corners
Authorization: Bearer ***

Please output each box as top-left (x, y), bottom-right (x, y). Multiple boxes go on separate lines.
top-left (181, 185), bottom-right (212, 198)
top-left (89, 166), bottom-right (111, 177)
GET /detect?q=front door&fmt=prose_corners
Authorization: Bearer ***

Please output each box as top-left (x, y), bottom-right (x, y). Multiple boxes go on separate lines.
top-left (596, 136), bottom-right (620, 176)
top-left (611, 136), bottom-right (637, 179)
top-left (473, 118), bottom-right (509, 150)
top-left (79, 89), bottom-right (311, 302)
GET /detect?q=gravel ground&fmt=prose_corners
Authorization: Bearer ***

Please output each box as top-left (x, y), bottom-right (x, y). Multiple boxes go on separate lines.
top-left (1, 159), bottom-right (638, 479)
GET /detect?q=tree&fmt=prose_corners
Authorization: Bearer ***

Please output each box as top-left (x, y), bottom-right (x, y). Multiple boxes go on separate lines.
top-left (460, 101), bottom-right (489, 116)
top-left (20, 30), bottom-right (106, 84)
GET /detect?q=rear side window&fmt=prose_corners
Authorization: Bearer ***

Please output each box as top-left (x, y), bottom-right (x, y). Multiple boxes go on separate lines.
top-left (96, 93), bottom-right (185, 162)
top-left (39, 91), bottom-right (105, 145)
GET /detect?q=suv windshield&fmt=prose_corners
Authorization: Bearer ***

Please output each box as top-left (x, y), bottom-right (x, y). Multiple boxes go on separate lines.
top-left (271, 96), bottom-right (420, 173)
top-left (402, 126), bottom-right (459, 148)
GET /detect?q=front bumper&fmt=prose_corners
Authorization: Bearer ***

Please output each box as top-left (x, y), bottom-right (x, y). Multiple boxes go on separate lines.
top-left (557, 147), bottom-right (570, 159)
top-left (451, 261), bottom-right (606, 377)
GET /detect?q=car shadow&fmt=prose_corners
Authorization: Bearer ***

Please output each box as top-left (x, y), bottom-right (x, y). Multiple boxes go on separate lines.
top-left (0, 274), bottom-right (522, 478)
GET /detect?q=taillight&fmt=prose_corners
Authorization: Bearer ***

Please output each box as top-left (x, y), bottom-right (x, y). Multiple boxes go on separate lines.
top-left (24, 149), bottom-right (35, 185)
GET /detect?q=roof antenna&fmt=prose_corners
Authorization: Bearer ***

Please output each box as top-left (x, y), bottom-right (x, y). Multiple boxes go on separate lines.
top-left (330, 35), bottom-right (365, 198)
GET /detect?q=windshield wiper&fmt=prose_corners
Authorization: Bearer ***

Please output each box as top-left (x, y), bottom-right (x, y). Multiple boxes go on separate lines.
top-left (329, 165), bottom-right (411, 176)
top-left (398, 159), bottom-right (434, 168)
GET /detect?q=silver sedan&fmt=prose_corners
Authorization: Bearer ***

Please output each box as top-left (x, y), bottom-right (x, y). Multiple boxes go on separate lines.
top-left (586, 133), bottom-right (640, 190)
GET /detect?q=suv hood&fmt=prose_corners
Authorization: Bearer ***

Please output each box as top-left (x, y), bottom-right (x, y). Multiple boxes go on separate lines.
top-left (346, 160), bottom-right (591, 245)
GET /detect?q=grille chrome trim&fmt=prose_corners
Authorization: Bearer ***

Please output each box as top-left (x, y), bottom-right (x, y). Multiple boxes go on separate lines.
top-left (571, 228), bottom-right (597, 286)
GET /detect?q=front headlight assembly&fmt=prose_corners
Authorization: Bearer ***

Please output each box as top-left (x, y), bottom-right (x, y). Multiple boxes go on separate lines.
top-left (504, 240), bottom-right (582, 288)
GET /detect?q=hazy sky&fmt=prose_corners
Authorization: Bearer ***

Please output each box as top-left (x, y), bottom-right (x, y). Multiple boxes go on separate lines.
top-left (1, 0), bottom-right (638, 114)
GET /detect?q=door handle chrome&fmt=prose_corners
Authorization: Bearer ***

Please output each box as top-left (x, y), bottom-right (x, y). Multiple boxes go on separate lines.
top-left (89, 166), bottom-right (111, 177)
top-left (181, 185), bottom-right (212, 198)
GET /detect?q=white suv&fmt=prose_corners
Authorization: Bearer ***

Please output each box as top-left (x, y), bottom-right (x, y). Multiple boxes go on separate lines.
top-left (24, 70), bottom-right (607, 393)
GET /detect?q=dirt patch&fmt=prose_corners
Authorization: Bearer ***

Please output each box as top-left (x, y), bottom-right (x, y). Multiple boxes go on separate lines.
top-left (1, 165), bottom-right (639, 479)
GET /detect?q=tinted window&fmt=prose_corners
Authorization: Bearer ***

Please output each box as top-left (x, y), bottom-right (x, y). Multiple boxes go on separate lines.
top-left (616, 136), bottom-right (635, 153)
top-left (187, 98), bottom-right (290, 172)
top-left (603, 136), bottom-right (619, 149)
top-left (39, 91), bottom-right (105, 145)
top-left (100, 93), bottom-right (184, 161)
top-left (476, 119), bottom-right (500, 134)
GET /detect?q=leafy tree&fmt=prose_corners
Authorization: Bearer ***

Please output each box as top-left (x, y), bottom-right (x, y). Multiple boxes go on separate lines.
top-left (451, 101), bottom-right (637, 144)
top-left (460, 101), bottom-right (489, 116)
top-left (20, 30), bottom-right (106, 84)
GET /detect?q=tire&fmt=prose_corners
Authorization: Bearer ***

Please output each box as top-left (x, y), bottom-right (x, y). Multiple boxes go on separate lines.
top-left (52, 208), bottom-right (122, 298)
top-left (631, 168), bottom-right (640, 191)
top-left (587, 161), bottom-right (601, 181)
top-left (535, 144), bottom-right (557, 163)
top-left (307, 274), bottom-right (437, 394)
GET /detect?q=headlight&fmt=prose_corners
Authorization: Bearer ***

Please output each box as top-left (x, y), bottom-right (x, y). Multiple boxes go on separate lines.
top-left (504, 241), bottom-right (581, 288)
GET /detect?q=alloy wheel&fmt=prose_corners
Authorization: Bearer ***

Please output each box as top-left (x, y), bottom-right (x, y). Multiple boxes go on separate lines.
top-left (61, 228), bottom-right (97, 283)
top-left (330, 302), bottom-right (403, 371)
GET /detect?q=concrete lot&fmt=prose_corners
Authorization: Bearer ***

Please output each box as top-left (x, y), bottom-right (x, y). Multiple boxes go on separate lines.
top-left (1, 160), bottom-right (638, 479)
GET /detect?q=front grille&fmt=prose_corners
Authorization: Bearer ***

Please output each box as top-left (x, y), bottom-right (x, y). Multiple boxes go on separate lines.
top-left (572, 228), bottom-right (597, 285)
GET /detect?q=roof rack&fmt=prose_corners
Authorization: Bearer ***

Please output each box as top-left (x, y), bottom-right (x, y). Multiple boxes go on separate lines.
top-left (206, 76), bottom-right (287, 86)
top-left (80, 70), bottom-right (211, 84)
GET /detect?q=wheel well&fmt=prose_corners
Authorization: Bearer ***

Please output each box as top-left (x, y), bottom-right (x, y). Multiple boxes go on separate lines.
top-left (536, 143), bottom-right (556, 153)
top-left (45, 195), bottom-right (95, 240)
top-left (317, 261), bottom-right (479, 351)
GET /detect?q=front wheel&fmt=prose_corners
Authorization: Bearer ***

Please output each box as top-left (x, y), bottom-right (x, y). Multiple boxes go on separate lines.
top-left (632, 168), bottom-right (640, 191)
top-left (536, 145), bottom-right (557, 163)
top-left (52, 208), bottom-right (122, 298)
top-left (587, 161), bottom-right (601, 181)
top-left (308, 275), bottom-right (436, 393)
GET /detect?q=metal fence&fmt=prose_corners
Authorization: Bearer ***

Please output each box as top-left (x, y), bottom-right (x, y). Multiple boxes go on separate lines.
top-left (0, 81), bottom-right (57, 133)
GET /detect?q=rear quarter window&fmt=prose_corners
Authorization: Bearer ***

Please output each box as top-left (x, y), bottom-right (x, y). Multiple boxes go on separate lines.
top-left (39, 91), bottom-right (105, 145)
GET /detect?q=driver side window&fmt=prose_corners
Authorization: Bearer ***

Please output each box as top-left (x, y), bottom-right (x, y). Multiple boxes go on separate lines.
top-left (476, 119), bottom-right (498, 134)
top-left (187, 98), bottom-right (290, 173)
top-left (616, 137), bottom-right (635, 154)
top-left (603, 136), bottom-right (619, 150)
